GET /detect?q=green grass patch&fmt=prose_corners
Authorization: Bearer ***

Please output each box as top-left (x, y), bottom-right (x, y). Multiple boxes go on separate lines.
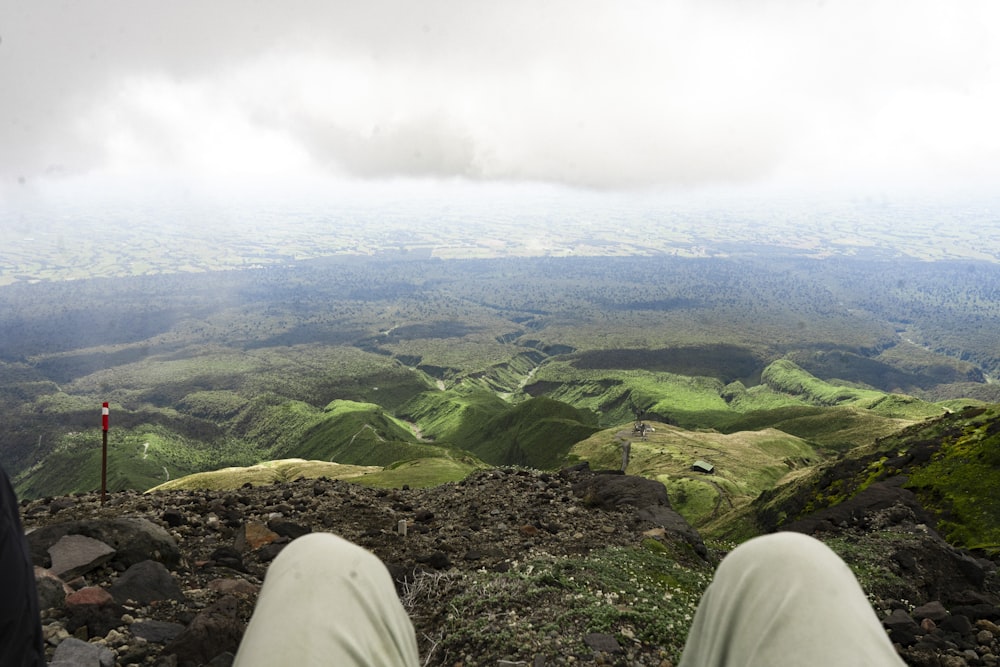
top-left (354, 455), bottom-right (486, 489)
top-left (149, 458), bottom-right (383, 491)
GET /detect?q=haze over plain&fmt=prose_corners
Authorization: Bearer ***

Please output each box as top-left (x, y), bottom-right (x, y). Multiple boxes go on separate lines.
top-left (1, 1), bottom-right (999, 253)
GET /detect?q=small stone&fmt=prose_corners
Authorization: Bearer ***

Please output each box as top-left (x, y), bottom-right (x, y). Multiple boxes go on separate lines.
top-left (66, 586), bottom-right (114, 607)
top-left (979, 630), bottom-right (996, 645)
top-left (161, 509), bottom-right (186, 527)
top-left (883, 609), bottom-right (919, 631)
top-left (104, 628), bottom-right (127, 645)
top-left (109, 560), bottom-right (184, 605)
top-left (42, 623), bottom-right (70, 645)
top-left (235, 521), bottom-right (279, 551)
top-left (913, 600), bottom-right (949, 623)
top-left (584, 633), bottom-right (622, 654)
top-left (267, 519), bottom-right (311, 540)
top-left (207, 578), bottom-right (258, 596)
top-left (132, 620), bottom-right (186, 643)
top-left (942, 615), bottom-right (974, 635)
top-left (978, 620), bottom-right (1000, 635)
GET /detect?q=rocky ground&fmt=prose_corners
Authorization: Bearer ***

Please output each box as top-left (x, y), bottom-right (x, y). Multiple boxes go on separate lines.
top-left (19, 466), bottom-right (1000, 667)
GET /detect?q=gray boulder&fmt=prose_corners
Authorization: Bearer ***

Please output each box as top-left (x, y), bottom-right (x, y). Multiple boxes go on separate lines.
top-left (109, 560), bottom-right (184, 604)
top-left (48, 534), bottom-right (115, 579)
top-left (27, 518), bottom-right (180, 569)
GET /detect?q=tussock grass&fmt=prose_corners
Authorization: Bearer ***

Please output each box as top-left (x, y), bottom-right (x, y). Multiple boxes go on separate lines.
top-left (401, 543), bottom-right (714, 665)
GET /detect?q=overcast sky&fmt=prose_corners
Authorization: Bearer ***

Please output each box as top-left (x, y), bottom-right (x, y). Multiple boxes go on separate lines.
top-left (2, 0), bottom-right (999, 206)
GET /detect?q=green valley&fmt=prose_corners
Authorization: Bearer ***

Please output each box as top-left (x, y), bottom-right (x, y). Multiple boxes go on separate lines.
top-left (2, 253), bottom-right (998, 522)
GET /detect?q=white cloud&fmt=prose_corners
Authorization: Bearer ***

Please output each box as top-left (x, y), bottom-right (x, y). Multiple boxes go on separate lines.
top-left (1, 0), bottom-right (998, 199)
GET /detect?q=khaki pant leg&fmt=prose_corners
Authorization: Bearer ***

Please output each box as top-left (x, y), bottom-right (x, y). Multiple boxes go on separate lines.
top-left (234, 532), bottom-right (420, 667)
top-left (678, 532), bottom-right (905, 667)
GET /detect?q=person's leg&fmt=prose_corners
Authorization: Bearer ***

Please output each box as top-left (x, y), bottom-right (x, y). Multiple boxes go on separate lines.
top-left (233, 532), bottom-right (421, 667)
top-left (678, 531), bottom-right (905, 667)
top-left (0, 466), bottom-right (46, 667)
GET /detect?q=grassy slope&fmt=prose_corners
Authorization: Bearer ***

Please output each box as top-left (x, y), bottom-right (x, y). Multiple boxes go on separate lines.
top-left (149, 459), bottom-right (383, 491)
top-left (353, 454), bottom-right (488, 489)
top-left (731, 405), bottom-right (1000, 553)
top-left (288, 399), bottom-right (453, 467)
top-left (570, 423), bottom-right (819, 529)
top-left (15, 425), bottom-right (260, 499)
top-left (148, 453), bottom-right (487, 492)
top-left (401, 389), bottom-right (601, 469)
top-left (397, 388), bottom-right (511, 444)
top-left (893, 407), bottom-right (1000, 551)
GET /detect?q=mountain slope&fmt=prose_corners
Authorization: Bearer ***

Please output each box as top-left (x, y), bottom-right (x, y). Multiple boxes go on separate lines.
top-left (742, 404), bottom-right (1000, 553)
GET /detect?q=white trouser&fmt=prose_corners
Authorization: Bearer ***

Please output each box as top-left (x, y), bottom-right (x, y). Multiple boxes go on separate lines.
top-left (678, 531), bottom-right (906, 667)
top-left (233, 532), bottom-right (420, 667)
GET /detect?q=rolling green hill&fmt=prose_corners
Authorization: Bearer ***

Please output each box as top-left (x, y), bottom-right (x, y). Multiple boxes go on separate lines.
top-left (399, 390), bottom-right (601, 469)
top-left (11, 351), bottom-right (956, 501)
top-left (524, 358), bottom-right (946, 437)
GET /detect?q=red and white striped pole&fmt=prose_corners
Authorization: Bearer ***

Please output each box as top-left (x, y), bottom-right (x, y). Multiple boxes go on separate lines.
top-left (101, 402), bottom-right (109, 505)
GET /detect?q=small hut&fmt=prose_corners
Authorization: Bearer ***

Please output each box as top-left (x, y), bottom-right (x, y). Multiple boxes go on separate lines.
top-left (691, 460), bottom-right (715, 474)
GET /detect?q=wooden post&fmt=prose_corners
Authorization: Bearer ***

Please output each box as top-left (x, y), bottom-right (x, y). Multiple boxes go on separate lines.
top-left (101, 402), bottom-right (109, 505)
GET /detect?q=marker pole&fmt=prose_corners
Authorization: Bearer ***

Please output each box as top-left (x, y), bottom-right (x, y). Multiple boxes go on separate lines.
top-left (101, 402), bottom-right (109, 505)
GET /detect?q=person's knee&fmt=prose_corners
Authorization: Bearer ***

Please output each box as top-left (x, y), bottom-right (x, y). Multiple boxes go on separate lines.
top-left (273, 531), bottom-right (364, 564)
top-left (721, 531), bottom-right (844, 576)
